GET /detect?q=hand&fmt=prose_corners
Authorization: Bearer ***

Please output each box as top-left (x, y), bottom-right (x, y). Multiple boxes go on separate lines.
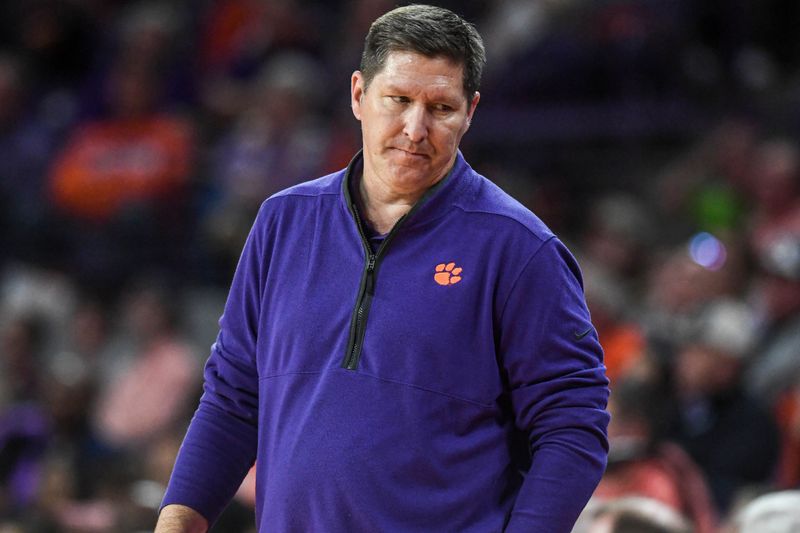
top-left (154, 504), bottom-right (208, 533)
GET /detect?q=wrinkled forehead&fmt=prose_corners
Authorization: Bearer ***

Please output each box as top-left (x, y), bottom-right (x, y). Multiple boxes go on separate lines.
top-left (372, 50), bottom-right (469, 99)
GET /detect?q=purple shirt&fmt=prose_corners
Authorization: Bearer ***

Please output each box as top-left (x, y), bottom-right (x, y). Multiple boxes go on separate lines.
top-left (163, 152), bottom-right (609, 532)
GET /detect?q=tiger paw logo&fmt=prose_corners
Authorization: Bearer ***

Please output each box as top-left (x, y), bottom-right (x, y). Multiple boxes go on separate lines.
top-left (434, 262), bottom-right (462, 286)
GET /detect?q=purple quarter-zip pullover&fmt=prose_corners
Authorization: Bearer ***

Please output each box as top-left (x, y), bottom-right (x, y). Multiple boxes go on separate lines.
top-left (162, 152), bottom-right (609, 532)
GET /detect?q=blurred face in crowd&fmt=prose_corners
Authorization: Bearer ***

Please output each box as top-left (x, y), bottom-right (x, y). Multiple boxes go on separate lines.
top-left (351, 51), bottom-right (479, 196)
top-left (675, 344), bottom-right (740, 397)
top-left (108, 63), bottom-right (158, 118)
top-left (750, 140), bottom-right (799, 213)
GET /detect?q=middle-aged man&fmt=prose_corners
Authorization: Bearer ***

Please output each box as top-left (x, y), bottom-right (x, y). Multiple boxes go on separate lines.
top-left (156, 5), bottom-right (609, 532)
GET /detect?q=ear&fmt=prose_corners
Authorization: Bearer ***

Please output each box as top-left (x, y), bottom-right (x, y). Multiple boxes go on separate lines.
top-left (351, 71), bottom-right (365, 121)
top-left (464, 91), bottom-right (480, 131)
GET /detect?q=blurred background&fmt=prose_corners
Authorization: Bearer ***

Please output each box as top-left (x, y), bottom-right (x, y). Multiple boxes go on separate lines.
top-left (1, 0), bottom-right (799, 532)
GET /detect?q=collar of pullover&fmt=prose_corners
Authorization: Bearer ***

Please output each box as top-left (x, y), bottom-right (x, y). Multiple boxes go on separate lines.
top-left (339, 149), bottom-right (472, 231)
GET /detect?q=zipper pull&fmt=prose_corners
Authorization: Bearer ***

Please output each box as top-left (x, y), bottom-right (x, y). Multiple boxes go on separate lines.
top-left (366, 254), bottom-right (376, 295)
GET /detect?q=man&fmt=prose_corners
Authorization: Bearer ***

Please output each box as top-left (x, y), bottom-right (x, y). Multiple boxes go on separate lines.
top-left (156, 5), bottom-right (609, 532)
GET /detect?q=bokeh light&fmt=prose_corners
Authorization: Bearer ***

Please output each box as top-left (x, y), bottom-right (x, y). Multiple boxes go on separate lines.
top-left (689, 232), bottom-right (727, 271)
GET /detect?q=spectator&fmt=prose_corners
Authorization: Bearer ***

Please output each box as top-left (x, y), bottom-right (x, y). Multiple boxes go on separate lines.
top-left (595, 377), bottom-right (717, 533)
top-left (578, 193), bottom-right (655, 382)
top-left (91, 279), bottom-right (199, 449)
top-left (200, 51), bottom-right (331, 275)
top-left (654, 119), bottom-right (757, 239)
top-left (0, 312), bottom-right (51, 522)
top-left (47, 57), bottom-right (194, 289)
top-left (196, 0), bottom-right (327, 133)
top-left (0, 53), bottom-right (66, 266)
top-left (746, 230), bottom-right (800, 402)
top-left (745, 160), bottom-right (800, 404)
top-left (669, 298), bottom-right (780, 512)
top-left (642, 235), bottom-right (747, 363)
top-left (746, 139), bottom-right (800, 254)
top-left (582, 265), bottom-right (647, 383)
top-left (41, 299), bottom-right (113, 497)
top-left (49, 60), bottom-right (193, 224)
top-left (583, 193), bottom-right (655, 286)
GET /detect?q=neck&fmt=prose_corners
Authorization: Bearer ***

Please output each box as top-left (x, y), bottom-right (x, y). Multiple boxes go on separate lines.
top-left (358, 175), bottom-right (421, 235)
top-left (356, 155), bottom-right (456, 234)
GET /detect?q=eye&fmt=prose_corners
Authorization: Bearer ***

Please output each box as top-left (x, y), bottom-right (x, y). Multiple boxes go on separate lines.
top-left (432, 103), bottom-right (454, 113)
top-left (389, 95), bottom-right (410, 104)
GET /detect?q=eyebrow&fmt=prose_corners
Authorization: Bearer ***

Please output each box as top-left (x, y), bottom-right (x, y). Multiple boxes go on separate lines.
top-left (381, 82), bottom-right (463, 105)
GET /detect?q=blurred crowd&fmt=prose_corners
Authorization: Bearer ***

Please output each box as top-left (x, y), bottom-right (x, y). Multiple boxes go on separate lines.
top-left (1, 1), bottom-right (800, 532)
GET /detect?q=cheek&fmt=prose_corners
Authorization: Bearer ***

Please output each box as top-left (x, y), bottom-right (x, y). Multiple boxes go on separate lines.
top-left (430, 123), bottom-right (463, 149)
top-left (365, 115), bottom-right (400, 142)
top-left (361, 120), bottom-right (385, 148)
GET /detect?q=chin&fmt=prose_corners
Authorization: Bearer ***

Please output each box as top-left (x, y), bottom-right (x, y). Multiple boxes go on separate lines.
top-left (385, 158), bottom-right (428, 175)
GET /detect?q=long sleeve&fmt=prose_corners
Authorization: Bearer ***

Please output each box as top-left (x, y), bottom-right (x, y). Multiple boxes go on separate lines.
top-left (500, 237), bottom-right (610, 533)
top-left (161, 205), bottom-right (268, 526)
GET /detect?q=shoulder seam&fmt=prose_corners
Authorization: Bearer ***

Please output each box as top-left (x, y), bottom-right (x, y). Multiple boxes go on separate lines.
top-left (497, 235), bottom-right (557, 325)
top-left (452, 204), bottom-right (553, 243)
top-left (265, 190), bottom-right (339, 203)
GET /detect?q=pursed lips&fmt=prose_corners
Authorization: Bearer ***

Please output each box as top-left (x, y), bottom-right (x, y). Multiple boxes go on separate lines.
top-left (390, 147), bottom-right (429, 158)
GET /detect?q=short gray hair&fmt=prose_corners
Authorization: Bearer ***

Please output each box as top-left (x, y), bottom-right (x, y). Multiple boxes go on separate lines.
top-left (360, 4), bottom-right (486, 101)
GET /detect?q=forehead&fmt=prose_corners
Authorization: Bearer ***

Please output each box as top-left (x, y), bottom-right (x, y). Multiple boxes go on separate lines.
top-left (372, 51), bottom-right (466, 98)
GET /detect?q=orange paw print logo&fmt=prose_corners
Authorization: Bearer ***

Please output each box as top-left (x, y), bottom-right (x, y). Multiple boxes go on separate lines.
top-left (434, 262), bottom-right (463, 285)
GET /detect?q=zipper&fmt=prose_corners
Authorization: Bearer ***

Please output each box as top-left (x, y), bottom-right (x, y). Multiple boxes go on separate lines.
top-left (343, 249), bottom-right (375, 370)
top-left (342, 206), bottom-right (401, 370)
top-left (340, 154), bottom-right (453, 370)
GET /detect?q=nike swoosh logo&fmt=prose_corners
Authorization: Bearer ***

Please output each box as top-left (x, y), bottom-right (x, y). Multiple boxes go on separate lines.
top-left (574, 327), bottom-right (593, 340)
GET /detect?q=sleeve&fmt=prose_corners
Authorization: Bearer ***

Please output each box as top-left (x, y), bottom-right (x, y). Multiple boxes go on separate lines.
top-left (160, 204), bottom-right (269, 526)
top-left (500, 237), bottom-right (610, 533)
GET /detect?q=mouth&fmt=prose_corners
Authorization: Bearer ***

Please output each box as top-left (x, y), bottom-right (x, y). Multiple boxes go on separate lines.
top-left (391, 147), bottom-right (429, 159)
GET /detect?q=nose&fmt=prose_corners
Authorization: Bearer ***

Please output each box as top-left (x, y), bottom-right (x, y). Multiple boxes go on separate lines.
top-left (402, 105), bottom-right (428, 144)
